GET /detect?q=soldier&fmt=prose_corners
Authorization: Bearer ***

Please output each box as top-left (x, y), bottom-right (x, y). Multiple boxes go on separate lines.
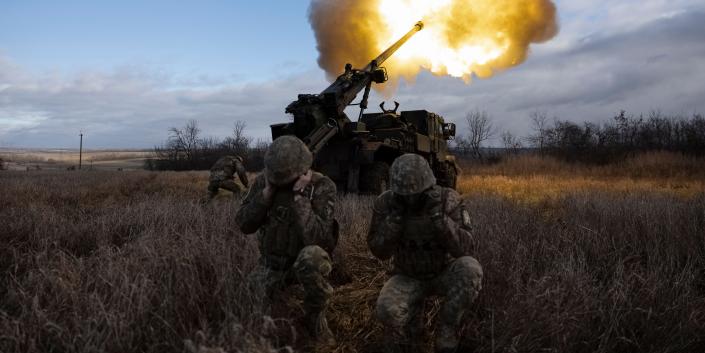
top-left (207, 155), bottom-right (249, 200)
top-left (235, 136), bottom-right (338, 344)
top-left (368, 154), bottom-right (483, 353)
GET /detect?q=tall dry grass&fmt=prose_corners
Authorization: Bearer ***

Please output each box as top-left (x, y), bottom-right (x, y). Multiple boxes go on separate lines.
top-left (1, 164), bottom-right (704, 352)
top-left (458, 152), bottom-right (705, 203)
top-left (462, 151), bottom-right (705, 178)
top-left (0, 171), bottom-right (278, 352)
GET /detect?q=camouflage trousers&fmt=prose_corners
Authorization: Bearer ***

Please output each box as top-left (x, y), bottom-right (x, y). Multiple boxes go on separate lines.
top-left (376, 256), bottom-right (483, 352)
top-left (207, 178), bottom-right (245, 199)
top-left (246, 245), bottom-right (334, 316)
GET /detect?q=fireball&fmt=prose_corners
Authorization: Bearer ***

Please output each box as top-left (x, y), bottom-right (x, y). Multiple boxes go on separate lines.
top-left (309, 0), bottom-right (559, 84)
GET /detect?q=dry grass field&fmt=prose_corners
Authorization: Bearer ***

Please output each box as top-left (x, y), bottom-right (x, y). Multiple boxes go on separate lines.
top-left (458, 152), bottom-right (705, 203)
top-left (1, 152), bottom-right (704, 353)
top-left (0, 149), bottom-right (154, 171)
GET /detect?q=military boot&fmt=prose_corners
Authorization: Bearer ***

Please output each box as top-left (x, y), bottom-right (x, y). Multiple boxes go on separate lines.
top-left (305, 309), bottom-right (336, 346)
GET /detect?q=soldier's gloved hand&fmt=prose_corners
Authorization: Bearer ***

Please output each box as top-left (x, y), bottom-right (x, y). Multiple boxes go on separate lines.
top-left (390, 194), bottom-right (406, 219)
top-left (262, 174), bottom-right (276, 205)
top-left (425, 188), bottom-right (446, 231)
top-left (293, 170), bottom-right (313, 201)
top-left (385, 214), bottom-right (404, 237)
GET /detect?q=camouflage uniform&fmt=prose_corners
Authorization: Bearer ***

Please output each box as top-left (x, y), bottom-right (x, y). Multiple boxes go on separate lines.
top-left (368, 154), bottom-right (482, 353)
top-left (207, 155), bottom-right (249, 199)
top-left (235, 136), bottom-right (338, 342)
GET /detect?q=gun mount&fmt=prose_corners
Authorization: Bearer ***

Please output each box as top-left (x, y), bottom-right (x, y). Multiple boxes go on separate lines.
top-left (275, 21), bottom-right (423, 154)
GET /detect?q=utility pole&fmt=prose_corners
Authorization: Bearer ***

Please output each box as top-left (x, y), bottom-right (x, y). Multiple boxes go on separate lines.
top-left (79, 131), bottom-right (83, 170)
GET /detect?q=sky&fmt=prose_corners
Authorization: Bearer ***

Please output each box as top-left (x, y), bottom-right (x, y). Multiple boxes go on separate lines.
top-left (1, 0), bottom-right (705, 148)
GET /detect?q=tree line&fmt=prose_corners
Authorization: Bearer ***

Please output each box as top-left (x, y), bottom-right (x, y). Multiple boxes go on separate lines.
top-left (455, 110), bottom-right (705, 163)
top-left (144, 120), bottom-right (269, 171)
top-left (149, 110), bottom-right (705, 171)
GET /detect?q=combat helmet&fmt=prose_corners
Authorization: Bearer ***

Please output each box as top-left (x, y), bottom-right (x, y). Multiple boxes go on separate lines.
top-left (264, 135), bottom-right (313, 186)
top-left (390, 154), bottom-right (436, 195)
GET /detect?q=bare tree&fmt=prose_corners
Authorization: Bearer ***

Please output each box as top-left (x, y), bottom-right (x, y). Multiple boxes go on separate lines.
top-left (221, 120), bottom-right (251, 155)
top-left (501, 131), bottom-right (522, 154)
top-left (199, 136), bottom-right (221, 155)
top-left (148, 119), bottom-right (267, 171)
top-left (465, 110), bottom-right (496, 159)
top-left (527, 111), bottom-right (549, 151)
top-left (167, 119), bottom-right (201, 161)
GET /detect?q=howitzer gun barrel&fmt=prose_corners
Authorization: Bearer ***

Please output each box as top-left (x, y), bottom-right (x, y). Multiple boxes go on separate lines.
top-left (281, 21), bottom-right (424, 156)
top-left (363, 21), bottom-right (424, 71)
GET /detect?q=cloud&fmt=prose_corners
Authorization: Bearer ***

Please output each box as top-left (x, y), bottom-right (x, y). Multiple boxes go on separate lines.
top-left (1, 2), bottom-right (704, 148)
top-left (0, 59), bottom-right (328, 148)
top-left (0, 109), bottom-right (49, 134)
top-left (547, 0), bottom-right (702, 49)
top-left (370, 9), bottom-right (705, 142)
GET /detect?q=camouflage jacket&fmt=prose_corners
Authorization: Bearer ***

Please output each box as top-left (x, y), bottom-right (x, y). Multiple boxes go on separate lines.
top-left (367, 185), bottom-right (475, 279)
top-left (210, 156), bottom-right (248, 187)
top-left (236, 172), bottom-right (338, 268)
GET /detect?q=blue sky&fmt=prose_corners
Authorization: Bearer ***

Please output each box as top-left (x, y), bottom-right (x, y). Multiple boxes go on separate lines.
top-left (1, 0), bottom-right (705, 148)
top-left (0, 0), bottom-right (317, 82)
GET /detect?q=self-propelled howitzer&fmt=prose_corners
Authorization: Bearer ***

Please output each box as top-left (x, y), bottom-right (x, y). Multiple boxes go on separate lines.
top-left (272, 21), bottom-right (459, 194)
top-left (273, 21), bottom-right (424, 154)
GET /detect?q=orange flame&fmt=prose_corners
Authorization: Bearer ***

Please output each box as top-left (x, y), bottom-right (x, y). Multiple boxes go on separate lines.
top-left (309, 0), bottom-right (558, 85)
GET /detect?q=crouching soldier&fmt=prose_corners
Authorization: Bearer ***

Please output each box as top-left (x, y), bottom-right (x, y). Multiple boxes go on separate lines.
top-left (235, 136), bottom-right (338, 344)
top-left (207, 155), bottom-right (249, 200)
top-left (368, 154), bottom-right (483, 353)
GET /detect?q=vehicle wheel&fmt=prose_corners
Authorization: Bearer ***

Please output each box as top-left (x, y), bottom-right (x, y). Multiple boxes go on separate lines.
top-left (360, 162), bottom-right (390, 195)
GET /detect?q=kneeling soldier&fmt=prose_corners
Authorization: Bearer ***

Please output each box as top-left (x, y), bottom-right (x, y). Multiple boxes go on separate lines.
top-left (207, 155), bottom-right (249, 200)
top-left (235, 136), bottom-right (338, 344)
top-left (368, 154), bottom-right (482, 353)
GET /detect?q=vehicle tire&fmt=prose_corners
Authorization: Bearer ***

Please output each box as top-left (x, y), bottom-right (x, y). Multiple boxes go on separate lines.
top-left (360, 162), bottom-right (390, 195)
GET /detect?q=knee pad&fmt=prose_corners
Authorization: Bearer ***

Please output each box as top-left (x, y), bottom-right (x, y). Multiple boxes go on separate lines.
top-left (453, 256), bottom-right (483, 291)
top-left (294, 245), bottom-right (332, 277)
top-left (376, 296), bottom-right (406, 328)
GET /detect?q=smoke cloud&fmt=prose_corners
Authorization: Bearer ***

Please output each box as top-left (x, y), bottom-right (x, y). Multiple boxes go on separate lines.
top-left (309, 0), bottom-right (559, 85)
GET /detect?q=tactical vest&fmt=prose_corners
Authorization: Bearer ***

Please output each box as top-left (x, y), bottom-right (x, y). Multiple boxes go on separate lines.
top-left (257, 187), bottom-right (302, 270)
top-left (257, 173), bottom-right (336, 270)
top-left (393, 190), bottom-right (452, 279)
